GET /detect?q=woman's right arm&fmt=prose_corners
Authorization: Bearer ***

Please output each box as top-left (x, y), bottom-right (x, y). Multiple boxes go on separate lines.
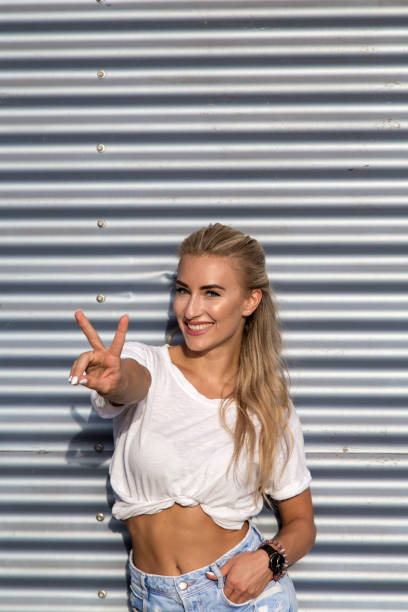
top-left (103, 357), bottom-right (151, 406)
top-left (69, 310), bottom-right (151, 406)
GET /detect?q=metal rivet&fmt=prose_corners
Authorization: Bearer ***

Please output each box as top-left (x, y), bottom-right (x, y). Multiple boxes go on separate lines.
top-left (97, 69), bottom-right (106, 79)
top-left (98, 590), bottom-right (107, 599)
top-left (96, 512), bottom-right (105, 522)
top-left (94, 442), bottom-right (104, 453)
top-left (96, 143), bottom-right (105, 153)
top-left (96, 294), bottom-right (105, 303)
top-left (97, 219), bottom-right (106, 228)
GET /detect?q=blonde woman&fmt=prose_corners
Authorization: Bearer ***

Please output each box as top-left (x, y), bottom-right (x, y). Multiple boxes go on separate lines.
top-left (69, 223), bottom-right (316, 611)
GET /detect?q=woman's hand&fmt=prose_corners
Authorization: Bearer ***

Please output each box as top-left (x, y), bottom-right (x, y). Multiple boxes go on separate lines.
top-left (206, 549), bottom-right (272, 605)
top-left (207, 489), bottom-right (316, 605)
top-left (69, 309), bottom-right (129, 397)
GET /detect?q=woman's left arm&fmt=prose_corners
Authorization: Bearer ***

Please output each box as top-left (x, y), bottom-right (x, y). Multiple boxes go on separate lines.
top-left (206, 487), bottom-right (316, 605)
top-left (268, 486), bottom-right (317, 566)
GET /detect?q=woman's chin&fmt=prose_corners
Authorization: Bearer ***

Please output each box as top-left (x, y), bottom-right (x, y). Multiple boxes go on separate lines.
top-left (182, 335), bottom-right (213, 354)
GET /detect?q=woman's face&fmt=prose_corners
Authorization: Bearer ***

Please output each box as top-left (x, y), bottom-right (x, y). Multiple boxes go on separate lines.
top-left (173, 254), bottom-right (261, 353)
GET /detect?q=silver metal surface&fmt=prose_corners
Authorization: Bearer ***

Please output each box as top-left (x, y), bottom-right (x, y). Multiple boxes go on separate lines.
top-left (1, 1), bottom-right (407, 610)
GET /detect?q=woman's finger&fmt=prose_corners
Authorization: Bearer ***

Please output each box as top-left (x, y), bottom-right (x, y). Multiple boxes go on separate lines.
top-left (76, 374), bottom-right (99, 391)
top-left (109, 314), bottom-right (129, 357)
top-left (75, 371), bottom-right (118, 396)
top-left (75, 310), bottom-right (106, 350)
top-left (69, 350), bottom-right (96, 385)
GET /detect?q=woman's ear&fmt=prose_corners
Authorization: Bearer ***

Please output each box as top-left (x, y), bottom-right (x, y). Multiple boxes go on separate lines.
top-left (243, 288), bottom-right (262, 316)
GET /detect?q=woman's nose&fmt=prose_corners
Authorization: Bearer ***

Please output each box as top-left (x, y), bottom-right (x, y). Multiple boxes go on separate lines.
top-left (184, 294), bottom-right (203, 319)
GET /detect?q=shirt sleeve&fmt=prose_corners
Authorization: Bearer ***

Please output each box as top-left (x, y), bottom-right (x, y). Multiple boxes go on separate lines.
top-left (265, 398), bottom-right (312, 500)
top-left (90, 341), bottom-right (153, 419)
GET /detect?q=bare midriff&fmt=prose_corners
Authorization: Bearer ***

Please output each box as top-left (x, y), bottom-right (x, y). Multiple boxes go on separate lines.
top-left (125, 502), bottom-right (249, 575)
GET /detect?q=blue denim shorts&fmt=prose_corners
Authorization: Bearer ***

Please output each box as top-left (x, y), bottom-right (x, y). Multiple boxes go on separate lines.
top-left (128, 520), bottom-right (298, 611)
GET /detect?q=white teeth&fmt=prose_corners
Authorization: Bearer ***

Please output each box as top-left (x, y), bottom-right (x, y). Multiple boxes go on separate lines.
top-left (187, 323), bottom-right (213, 330)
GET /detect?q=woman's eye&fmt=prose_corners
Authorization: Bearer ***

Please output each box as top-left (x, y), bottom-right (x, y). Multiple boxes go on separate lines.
top-left (175, 287), bottom-right (219, 297)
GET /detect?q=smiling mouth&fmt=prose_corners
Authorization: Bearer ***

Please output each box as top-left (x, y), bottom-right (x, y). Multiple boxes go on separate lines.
top-left (185, 321), bottom-right (214, 331)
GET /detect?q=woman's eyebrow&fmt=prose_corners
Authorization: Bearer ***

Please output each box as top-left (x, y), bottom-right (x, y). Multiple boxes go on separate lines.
top-left (175, 280), bottom-right (226, 291)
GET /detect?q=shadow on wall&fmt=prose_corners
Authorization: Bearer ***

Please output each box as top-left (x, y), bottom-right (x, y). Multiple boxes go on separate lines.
top-left (165, 270), bottom-right (184, 345)
top-left (65, 405), bottom-right (134, 608)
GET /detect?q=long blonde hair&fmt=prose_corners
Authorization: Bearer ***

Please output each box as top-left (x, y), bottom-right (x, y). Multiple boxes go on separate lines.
top-left (169, 223), bottom-right (293, 508)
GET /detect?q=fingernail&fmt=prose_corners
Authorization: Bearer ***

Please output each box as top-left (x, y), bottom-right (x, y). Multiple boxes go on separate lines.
top-left (79, 379), bottom-right (88, 385)
top-left (71, 376), bottom-right (78, 385)
top-left (68, 376), bottom-right (72, 383)
top-left (206, 571), bottom-right (215, 576)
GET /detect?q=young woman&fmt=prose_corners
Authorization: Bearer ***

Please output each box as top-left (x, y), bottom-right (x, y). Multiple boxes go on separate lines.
top-left (69, 223), bottom-right (316, 611)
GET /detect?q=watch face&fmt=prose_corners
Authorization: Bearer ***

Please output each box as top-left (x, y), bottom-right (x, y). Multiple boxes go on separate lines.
top-left (270, 552), bottom-right (284, 574)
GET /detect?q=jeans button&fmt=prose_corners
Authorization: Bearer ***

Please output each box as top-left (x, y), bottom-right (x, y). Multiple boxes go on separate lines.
top-left (179, 581), bottom-right (188, 590)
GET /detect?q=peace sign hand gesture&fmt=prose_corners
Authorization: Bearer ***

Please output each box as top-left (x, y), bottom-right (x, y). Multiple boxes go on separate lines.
top-left (69, 310), bottom-right (129, 398)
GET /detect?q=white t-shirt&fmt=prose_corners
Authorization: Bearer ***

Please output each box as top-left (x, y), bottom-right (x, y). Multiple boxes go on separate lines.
top-left (91, 341), bottom-right (312, 530)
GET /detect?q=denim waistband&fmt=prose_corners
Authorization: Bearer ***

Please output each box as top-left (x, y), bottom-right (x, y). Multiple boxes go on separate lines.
top-left (128, 520), bottom-right (265, 597)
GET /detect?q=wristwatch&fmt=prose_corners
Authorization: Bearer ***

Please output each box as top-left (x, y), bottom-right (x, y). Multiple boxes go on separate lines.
top-left (258, 543), bottom-right (286, 576)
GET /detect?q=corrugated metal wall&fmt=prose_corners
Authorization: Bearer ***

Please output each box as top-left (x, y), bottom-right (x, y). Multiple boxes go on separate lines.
top-left (1, 1), bottom-right (407, 610)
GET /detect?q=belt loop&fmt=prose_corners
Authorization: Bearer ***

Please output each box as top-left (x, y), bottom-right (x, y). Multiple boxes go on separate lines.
top-left (209, 562), bottom-right (225, 590)
top-left (140, 572), bottom-right (147, 594)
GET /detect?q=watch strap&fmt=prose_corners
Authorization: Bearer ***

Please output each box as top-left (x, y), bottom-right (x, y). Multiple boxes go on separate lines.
top-left (258, 539), bottom-right (289, 579)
